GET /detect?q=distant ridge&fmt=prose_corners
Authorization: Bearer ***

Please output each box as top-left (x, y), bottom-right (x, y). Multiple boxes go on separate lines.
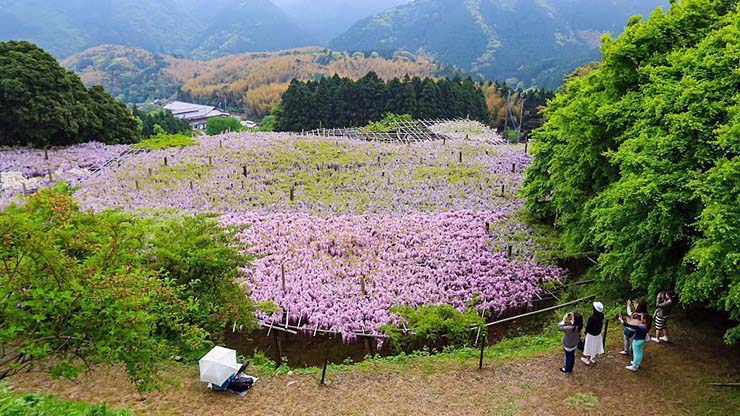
top-left (330, 0), bottom-right (670, 89)
top-left (0, 0), bottom-right (316, 59)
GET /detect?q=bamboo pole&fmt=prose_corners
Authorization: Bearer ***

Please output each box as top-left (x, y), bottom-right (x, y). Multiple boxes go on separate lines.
top-left (482, 295), bottom-right (597, 328)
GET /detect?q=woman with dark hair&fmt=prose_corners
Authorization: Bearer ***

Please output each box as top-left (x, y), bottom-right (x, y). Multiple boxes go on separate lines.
top-left (620, 298), bottom-right (648, 355)
top-left (558, 311), bottom-right (583, 373)
top-left (581, 302), bottom-right (605, 366)
top-left (653, 291), bottom-right (675, 343)
top-left (620, 312), bottom-right (651, 371)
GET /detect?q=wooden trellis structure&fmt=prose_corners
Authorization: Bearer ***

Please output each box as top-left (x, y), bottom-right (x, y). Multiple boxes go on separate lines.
top-left (305, 118), bottom-right (505, 145)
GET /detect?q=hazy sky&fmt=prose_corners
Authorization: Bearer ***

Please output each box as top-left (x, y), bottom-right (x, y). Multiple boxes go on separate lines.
top-left (271, 0), bottom-right (411, 42)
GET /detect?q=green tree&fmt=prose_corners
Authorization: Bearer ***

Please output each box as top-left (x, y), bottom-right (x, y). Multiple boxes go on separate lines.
top-left (523, 0), bottom-right (740, 341)
top-left (205, 116), bottom-right (244, 135)
top-left (0, 41), bottom-right (140, 147)
top-left (0, 187), bottom-right (255, 389)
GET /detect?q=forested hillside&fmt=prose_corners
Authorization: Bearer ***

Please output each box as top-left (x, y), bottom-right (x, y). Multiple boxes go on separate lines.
top-left (523, 0), bottom-right (740, 341)
top-left (330, 0), bottom-right (670, 89)
top-left (0, 0), bottom-right (315, 59)
top-left (64, 46), bottom-right (452, 116)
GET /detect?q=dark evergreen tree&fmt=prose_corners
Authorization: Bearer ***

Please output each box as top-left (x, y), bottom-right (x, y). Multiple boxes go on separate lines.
top-left (0, 41), bottom-right (140, 147)
top-left (416, 78), bottom-right (441, 119)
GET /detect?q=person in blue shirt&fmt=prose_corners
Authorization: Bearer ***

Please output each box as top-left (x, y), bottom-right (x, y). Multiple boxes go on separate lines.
top-left (619, 311), bottom-right (651, 372)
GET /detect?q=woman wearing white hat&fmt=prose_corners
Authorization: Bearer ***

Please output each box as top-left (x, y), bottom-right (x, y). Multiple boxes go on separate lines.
top-left (581, 301), bottom-right (605, 365)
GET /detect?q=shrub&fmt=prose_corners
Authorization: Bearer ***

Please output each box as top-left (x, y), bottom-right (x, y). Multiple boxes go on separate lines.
top-left (0, 186), bottom-right (255, 390)
top-left (132, 133), bottom-right (196, 150)
top-left (205, 117), bottom-right (244, 135)
top-left (0, 383), bottom-right (131, 416)
top-left (382, 304), bottom-right (484, 352)
top-left (363, 113), bottom-right (414, 133)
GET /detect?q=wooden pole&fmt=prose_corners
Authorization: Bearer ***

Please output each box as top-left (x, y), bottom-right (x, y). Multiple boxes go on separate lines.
top-left (209, 156), bottom-right (212, 166)
top-left (478, 326), bottom-right (486, 369)
top-left (289, 187), bottom-right (294, 202)
top-left (320, 340), bottom-right (331, 385)
top-left (281, 264), bottom-right (286, 293)
top-left (273, 331), bottom-right (283, 369)
top-left (135, 180), bottom-right (140, 190)
top-left (22, 183), bottom-right (27, 195)
top-left (44, 148), bottom-right (48, 160)
top-left (164, 157), bottom-right (168, 166)
top-left (524, 140), bottom-right (528, 155)
top-left (459, 151), bottom-right (462, 163)
top-left (602, 318), bottom-right (609, 349)
top-left (483, 295), bottom-right (597, 328)
top-left (48, 169), bottom-right (53, 182)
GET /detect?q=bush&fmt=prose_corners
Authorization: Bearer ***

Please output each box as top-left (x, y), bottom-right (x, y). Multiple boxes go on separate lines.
top-left (0, 186), bottom-right (255, 390)
top-left (382, 304), bottom-right (484, 352)
top-left (205, 117), bottom-right (244, 135)
top-left (132, 133), bottom-right (196, 150)
top-left (0, 383), bottom-right (131, 416)
top-left (363, 113), bottom-right (414, 133)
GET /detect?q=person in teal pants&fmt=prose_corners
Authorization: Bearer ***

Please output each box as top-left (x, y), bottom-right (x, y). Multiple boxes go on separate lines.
top-left (619, 312), bottom-right (651, 371)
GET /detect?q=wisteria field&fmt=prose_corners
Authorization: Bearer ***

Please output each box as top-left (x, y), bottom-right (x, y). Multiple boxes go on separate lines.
top-left (1, 131), bottom-right (562, 341)
top-left (74, 134), bottom-right (529, 214)
top-left (0, 142), bottom-right (128, 207)
top-left (223, 211), bottom-right (559, 341)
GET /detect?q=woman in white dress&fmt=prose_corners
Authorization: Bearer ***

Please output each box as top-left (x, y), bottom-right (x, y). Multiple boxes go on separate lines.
top-left (581, 301), bottom-right (605, 365)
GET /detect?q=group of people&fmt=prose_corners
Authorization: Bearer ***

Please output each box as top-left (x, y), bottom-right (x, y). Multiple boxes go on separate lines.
top-left (557, 292), bottom-right (676, 373)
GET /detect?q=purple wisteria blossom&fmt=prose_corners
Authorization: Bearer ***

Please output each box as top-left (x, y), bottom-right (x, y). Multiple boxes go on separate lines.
top-left (222, 210), bottom-right (562, 342)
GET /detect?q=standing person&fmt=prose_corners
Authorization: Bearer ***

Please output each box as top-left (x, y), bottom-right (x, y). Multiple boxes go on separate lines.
top-left (620, 298), bottom-right (648, 355)
top-left (581, 302), bottom-right (605, 366)
top-left (559, 311), bottom-right (583, 373)
top-left (620, 312), bottom-right (650, 371)
top-left (653, 291), bottom-right (675, 343)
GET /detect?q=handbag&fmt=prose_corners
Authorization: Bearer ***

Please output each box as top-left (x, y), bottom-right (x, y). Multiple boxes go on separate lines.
top-left (577, 338), bottom-right (585, 351)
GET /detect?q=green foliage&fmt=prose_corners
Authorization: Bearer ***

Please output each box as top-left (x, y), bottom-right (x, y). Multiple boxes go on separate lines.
top-left (382, 304), bottom-right (485, 352)
top-left (0, 187), bottom-right (255, 390)
top-left (0, 383), bottom-right (131, 416)
top-left (132, 134), bottom-right (196, 151)
top-left (133, 107), bottom-right (191, 139)
top-left (0, 41), bottom-right (141, 147)
top-left (205, 117), bottom-right (244, 135)
top-left (363, 113), bottom-right (414, 133)
top-left (522, 0), bottom-right (740, 341)
top-left (277, 73), bottom-right (489, 131)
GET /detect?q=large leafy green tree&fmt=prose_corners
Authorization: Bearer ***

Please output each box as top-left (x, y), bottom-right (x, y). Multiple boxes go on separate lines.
top-left (0, 41), bottom-right (140, 147)
top-left (0, 187), bottom-right (256, 390)
top-left (523, 0), bottom-right (740, 342)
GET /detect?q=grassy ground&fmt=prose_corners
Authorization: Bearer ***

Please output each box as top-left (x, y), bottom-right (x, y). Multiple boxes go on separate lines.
top-left (8, 309), bottom-right (740, 415)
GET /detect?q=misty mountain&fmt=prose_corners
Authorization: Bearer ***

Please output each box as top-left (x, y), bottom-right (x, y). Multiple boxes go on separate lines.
top-left (330, 0), bottom-right (670, 88)
top-left (271, 0), bottom-right (410, 43)
top-left (0, 0), bottom-right (315, 58)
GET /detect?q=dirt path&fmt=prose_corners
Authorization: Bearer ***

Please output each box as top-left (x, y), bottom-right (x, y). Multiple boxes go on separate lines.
top-left (10, 314), bottom-right (740, 415)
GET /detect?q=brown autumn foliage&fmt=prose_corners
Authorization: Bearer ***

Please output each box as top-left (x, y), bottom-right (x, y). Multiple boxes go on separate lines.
top-left (169, 47), bottom-right (443, 116)
top-left (481, 83), bottom-right (523, 130)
